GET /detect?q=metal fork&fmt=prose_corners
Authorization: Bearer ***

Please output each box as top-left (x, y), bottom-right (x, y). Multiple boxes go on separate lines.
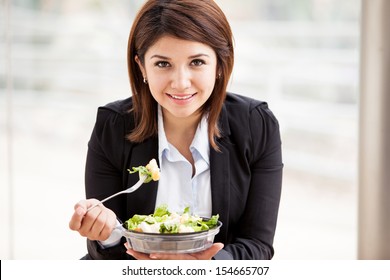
top-left (86, 175), bottom-right (147, 212)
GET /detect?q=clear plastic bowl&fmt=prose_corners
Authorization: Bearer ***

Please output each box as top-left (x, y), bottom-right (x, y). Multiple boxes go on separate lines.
top-left (122, 221), bottom-right (222, 254)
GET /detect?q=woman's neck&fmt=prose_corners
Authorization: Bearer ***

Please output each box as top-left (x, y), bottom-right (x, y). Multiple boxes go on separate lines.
top-left (163, 110), bottom-right (201, 139)
top-left (162, 109), bottom-right (202, 168)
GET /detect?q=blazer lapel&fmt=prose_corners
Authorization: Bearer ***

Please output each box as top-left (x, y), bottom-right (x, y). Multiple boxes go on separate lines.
top-left (210, 104), bottom-right (231, 242)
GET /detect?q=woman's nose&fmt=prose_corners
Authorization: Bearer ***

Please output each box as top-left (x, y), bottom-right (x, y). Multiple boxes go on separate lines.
top-left (171, 67), bottom-right (191, 90)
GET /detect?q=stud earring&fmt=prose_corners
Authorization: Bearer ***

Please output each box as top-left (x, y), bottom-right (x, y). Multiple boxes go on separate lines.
top-left (143, 77), bottom-right (148, 84)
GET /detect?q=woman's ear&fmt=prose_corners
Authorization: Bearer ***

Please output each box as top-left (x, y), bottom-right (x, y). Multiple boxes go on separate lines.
top-left (135, 55), bottom-right (146, 77)
top-left (216, 67), bottom-right (222, 79)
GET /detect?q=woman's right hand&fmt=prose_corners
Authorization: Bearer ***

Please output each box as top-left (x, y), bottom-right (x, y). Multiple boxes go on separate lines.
top-left (68, 199), bottom-right (117, 241)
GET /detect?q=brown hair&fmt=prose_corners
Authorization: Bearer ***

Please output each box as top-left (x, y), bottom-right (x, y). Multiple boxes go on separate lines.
top-left (127, 0), bottom-right (234, 150)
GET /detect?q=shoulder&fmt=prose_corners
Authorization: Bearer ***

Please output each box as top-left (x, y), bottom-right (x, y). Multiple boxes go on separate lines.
top-left (99, 97), bottom-right (133, 115)
top-left (224, 92), bottom-right (264, 108)
top-left (90, 97), bottom-right (134, 150)
top-left (221, 92), bottom-right (282, 162)
top-left (94, 97), bottom-right (135, 133)
top-left (88, 97), bottom-right (134, 168)
top-left (223, 92), bottom-right (279, 128)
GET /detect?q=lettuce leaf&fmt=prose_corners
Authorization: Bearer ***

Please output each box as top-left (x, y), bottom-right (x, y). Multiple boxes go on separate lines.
top-left (125, 214), bottom-right (148, 230)
top-left (153, 204), bottom-right (170, 217)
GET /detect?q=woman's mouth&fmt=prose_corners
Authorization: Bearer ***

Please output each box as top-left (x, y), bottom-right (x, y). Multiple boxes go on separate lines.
top-left (167, 93), bottom-right (196, 100)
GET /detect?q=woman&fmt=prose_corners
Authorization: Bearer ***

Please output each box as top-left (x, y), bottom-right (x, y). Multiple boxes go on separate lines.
top-left (69, 0), bottom-right (283, 260)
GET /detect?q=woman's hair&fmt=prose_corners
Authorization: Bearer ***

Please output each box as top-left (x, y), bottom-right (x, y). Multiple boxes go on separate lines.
top-left (127, 0), bottom-right (234, 150)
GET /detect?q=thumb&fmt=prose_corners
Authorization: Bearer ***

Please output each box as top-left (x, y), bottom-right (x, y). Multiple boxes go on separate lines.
top-left (69, 205), bottom-right (86, 231)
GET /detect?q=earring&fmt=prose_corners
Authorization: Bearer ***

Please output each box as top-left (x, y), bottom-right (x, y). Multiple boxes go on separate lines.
top-left (217, 73), bottom-right (222, 79)
top-left (143, 77), bottom-right (148, 84)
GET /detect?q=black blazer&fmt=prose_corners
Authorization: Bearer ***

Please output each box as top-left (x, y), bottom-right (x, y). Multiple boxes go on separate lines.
top-left (83, 92), bottom-right (283, 260)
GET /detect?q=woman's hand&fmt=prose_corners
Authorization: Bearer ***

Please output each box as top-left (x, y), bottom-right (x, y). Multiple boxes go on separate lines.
top-left (69, 199), bottom-right (117, 241)
top-left (125, 242), bottom-right (224, 260)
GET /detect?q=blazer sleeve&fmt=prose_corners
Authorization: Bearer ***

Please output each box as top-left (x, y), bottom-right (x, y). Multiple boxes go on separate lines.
top-left (83, 106), bottom-right (132, 260)
top-left (217, 101), bottom-right (283, 260)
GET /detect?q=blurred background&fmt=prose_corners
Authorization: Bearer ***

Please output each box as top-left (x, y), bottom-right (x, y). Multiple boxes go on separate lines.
top-left (0, 0), bottom-right (360, 259)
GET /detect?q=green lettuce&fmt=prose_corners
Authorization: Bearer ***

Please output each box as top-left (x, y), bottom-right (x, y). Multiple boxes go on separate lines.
top-left (124, 205), bottom-right (219, 233)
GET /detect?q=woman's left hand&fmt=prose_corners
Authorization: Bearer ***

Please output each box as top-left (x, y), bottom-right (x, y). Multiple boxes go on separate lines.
top-left (125, 242), bottom-right (224, 260)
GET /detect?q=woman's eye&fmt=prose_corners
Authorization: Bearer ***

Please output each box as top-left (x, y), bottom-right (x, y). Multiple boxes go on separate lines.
top-left (155, 61), bottom-right (170, 68)
top-left (191, 59), bottom-right (205, 66)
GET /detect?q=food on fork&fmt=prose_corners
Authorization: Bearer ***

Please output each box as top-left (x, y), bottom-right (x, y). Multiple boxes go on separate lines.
top-left (128, 158), bottom-right (160, 183)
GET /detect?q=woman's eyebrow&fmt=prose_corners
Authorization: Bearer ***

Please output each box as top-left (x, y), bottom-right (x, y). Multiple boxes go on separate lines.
top-left (150, 54), bottom-right (170, 60)
top-left (188, 53), bottom-right (210, 59)
top-left (149, 53), bottom-right (210, 60)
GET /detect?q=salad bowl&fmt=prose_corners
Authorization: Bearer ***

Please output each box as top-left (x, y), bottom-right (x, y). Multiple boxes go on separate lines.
top-left (122, 220), bottom-right (222, 254)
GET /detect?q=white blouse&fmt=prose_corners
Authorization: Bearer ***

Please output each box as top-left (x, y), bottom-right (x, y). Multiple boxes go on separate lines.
top-left (156, 105), bottom-right (212, 217)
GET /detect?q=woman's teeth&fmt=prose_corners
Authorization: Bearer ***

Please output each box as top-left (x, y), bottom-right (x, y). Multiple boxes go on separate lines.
top-left (169, 94), bottom-right (194, 100)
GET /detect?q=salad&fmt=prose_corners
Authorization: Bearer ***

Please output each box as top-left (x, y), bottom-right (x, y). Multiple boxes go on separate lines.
top-left (124, 204), bottom-right (219, 234)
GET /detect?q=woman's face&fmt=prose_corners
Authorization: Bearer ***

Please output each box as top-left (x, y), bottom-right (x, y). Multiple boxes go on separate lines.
top-left (136, 35), bottom-right (218, 121)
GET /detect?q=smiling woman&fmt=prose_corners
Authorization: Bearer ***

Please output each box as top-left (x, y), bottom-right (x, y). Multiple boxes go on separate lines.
top-left (68, 0), bottom-right (283, 260)
top-left (127, 0), bottom-right (234, 151)
top-left (0, 0), bottom-right (360, 261)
